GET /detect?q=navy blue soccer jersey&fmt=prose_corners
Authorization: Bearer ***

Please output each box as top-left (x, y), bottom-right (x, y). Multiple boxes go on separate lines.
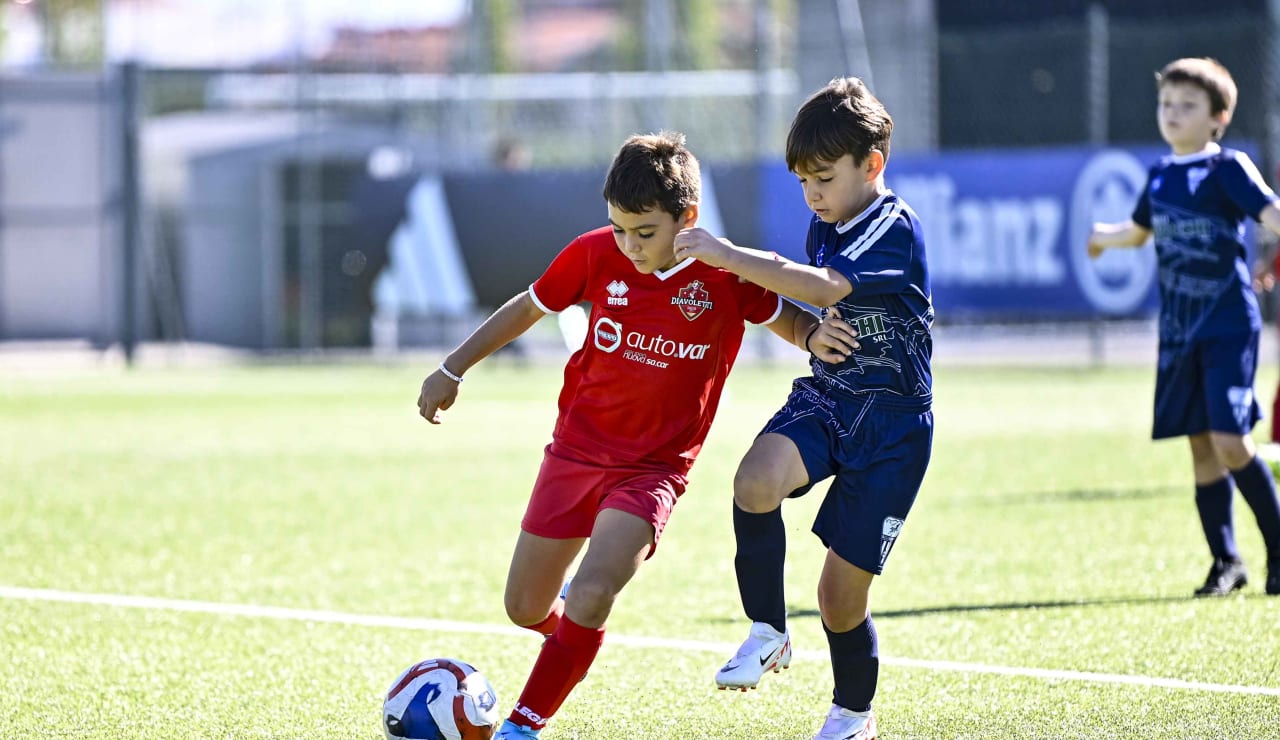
top-left (805, 191), bottom-right (933, 400)
top-left (1131, 145), bottom-right (1277, 345)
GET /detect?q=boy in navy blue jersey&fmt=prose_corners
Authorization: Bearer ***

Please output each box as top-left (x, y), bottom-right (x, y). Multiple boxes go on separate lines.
top-left (674, 76), bottom-right (932, 740)
top-left (1089, 57), bottom-right (1280, 598)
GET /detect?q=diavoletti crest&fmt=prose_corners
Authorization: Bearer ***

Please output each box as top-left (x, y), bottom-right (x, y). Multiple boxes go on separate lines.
top-left (672, 280), bottom-right (713, 320)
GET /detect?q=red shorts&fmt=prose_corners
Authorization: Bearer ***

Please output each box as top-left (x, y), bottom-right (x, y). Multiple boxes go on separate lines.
top-left (521, 443), bottom-right (688, 558)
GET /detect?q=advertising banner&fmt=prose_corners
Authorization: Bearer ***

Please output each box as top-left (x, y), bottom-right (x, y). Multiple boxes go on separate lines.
top-left (758, 144), bottom-right (1260, 319)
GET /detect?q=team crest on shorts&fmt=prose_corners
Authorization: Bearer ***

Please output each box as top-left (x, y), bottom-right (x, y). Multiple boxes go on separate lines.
top-left (672, 280), bottom-right (714, 321)
top-left (878, 516), bottom-right (904, 569)
top-left (1228, 386), bottom-right (1254, 429)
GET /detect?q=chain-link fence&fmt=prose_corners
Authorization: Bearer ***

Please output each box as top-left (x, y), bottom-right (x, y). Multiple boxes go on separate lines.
top-left (3, 1), bottom-right (1279, 357)
top-left (938, 10), bottom-right (1271, 150)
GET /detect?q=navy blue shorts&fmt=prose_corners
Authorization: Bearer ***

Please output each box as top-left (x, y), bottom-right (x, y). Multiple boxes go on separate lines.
top-left (1152, 331), bottom-right (1261, 440)
top-left (760, 378), bottom-right (933, 575)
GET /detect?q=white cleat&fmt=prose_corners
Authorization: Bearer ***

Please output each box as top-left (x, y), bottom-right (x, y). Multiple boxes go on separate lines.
top-left (714, 621), bottom-right (792, 691)
top-left (812, 705), bottom-right (877, 740)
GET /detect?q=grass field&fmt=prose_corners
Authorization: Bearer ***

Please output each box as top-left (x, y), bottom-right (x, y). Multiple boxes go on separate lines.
top-left (2, 356), bottom-right (1279, 738)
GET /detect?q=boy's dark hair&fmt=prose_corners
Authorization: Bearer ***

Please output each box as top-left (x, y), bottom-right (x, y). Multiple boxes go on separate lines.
top-left (1156, 57), bottom-right (1237, 140)
top-left (786, 76), bottom-right (893, 173)
top-left (602, 131), bottom-right (701, 219)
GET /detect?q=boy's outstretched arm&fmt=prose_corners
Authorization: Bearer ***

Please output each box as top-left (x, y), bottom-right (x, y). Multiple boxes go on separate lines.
top-left (673, 227), bottom-right (852, 307)
top-left (417, 291), bottom-right (545, 424)
top-left (1088, 219), bottom-right (1152, 258)
top-left (764, 301), bottom-right (859, 364)
top-left (1258, 202), bottom-right (1280, 239)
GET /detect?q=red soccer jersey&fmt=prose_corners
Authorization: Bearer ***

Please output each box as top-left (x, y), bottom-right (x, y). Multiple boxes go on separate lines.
top-left (529, 226), bottom-right (783, 472)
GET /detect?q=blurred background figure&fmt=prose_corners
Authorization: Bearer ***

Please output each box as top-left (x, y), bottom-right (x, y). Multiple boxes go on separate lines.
top-left (493, 136), bottom-right (532, 172)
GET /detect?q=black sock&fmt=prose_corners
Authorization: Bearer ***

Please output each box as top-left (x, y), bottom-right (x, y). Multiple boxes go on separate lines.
top-left (732, 503), bottom-right (786, 633)
top-left (825, 616), bottom-right (877, 712)
top-left (1195, 476), bottom-right (1239, 561)
top-left (1230, 455), bottom-right (1280, 555)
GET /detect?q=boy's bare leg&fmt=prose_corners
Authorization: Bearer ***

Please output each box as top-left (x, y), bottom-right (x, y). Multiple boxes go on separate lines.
top-left (500, 510), bottom-right (652, 737)
top-left (566, 509), bottom-right (654, 627)
top-left (817, 549), bottom-right (873, 632)
top-left (734, 433), bottom-right (809, 513)
top-left (505, 532), bottom-right (585, 630)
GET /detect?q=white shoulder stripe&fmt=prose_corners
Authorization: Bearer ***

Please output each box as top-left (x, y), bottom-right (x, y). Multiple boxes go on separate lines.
top-left (839, 201), bottom-right (902, 262)
top-left (527, 284), bottom-right (553, 314)
top-left (1232, 151), bottom-right (1273, 193)
top-left (758, 295), bottom-right (784, 325)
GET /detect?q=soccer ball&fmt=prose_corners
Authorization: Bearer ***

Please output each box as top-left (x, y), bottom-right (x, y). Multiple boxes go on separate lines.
top-left (382, 658), bottom-right (500, 740)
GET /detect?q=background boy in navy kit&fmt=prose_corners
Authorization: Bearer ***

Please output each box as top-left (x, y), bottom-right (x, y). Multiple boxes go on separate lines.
top-left (1089, 57), bottom-right (1280, 597)
top-left (675, 76), bottom-right (932, 740)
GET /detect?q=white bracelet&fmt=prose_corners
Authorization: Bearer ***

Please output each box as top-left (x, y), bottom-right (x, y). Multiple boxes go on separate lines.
top-left (437, 362), bottom-right (464, 383)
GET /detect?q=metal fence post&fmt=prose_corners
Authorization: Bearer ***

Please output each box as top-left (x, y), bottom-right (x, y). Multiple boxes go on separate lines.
top-left (120, 61), bottom-right (141, 365)
top-left (1086, 3), bottom-right (1109, 368)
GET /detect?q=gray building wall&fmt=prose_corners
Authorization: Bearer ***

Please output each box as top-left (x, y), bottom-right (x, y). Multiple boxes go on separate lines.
top-left (0, 74), bottom-right (127, 344)
top-left (172, 121), bottom-right (434, 348)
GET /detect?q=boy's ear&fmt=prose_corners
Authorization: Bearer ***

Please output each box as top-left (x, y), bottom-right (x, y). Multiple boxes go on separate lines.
top-left (681, 204), bottom-right (699, 228)
top-left (1213, 110), bottom-right (1231, 139)
top-left (863, 150), bottom-right (886, 181)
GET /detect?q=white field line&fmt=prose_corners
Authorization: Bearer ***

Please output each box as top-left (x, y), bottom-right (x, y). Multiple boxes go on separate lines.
top-left (3, 585), bottom-right (1278, 698)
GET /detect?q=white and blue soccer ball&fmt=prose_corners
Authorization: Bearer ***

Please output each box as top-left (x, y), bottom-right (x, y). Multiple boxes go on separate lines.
top-left (382, 658), bottom-right (500, 740)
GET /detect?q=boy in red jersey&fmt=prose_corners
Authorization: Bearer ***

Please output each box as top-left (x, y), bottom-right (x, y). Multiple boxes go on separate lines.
top-left (416, 131), bottom-right (834, 739)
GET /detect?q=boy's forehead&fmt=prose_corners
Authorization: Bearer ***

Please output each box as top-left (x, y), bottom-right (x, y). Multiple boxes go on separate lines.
top-left (793, 154), bottom-right (852, 175)
top-left (607, 203), bottom-right (674, 224)
top-left (1159, 81), bottom-right (1209, 99)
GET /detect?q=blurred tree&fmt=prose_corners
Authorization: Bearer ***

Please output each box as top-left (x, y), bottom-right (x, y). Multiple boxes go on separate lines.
top-left (465, 0), bottom-right (519, 73)
top-left (489, 0), bottom-right (518, 73)
top-left (676, 0), bottom-right (719, 69)
top-left (45, 0), bottom-right (104, 67)
top-left (617, 0), bottom-right (643, 69)
top-left (767, 0), bottom-right (796, 67)
top-left (618, 0), bottom-right (719, 71)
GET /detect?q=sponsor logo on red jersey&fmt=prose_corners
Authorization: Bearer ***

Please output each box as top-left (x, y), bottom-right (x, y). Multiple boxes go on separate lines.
top-left (592, 316), bottom-right (710, 366)
top-left (594, 317), bottom-right (623, 352)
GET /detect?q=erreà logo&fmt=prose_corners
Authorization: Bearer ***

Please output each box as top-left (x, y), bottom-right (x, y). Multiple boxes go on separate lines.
top-left (672, 280), bottom-right (713, 320)
top-left (606, 279), bottom-right (629, 306)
